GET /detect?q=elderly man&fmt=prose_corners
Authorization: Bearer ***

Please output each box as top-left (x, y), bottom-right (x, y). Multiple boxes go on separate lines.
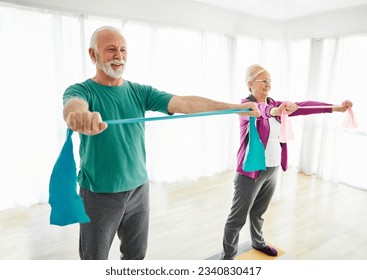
top-left (63, 26), bottom-right (260, 260)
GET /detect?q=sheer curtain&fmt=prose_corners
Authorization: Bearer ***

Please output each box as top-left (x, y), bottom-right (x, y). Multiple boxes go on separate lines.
top-left (123, 25), bottom-right (287, 182)
top-left (295, 36), bottom-right (367, 189)
top-left (0, 3), bottom-right (274, 210)
top-left (0, 5), bottom-right (82, 210)
top-left (1, 3), bottom-right (365, 211)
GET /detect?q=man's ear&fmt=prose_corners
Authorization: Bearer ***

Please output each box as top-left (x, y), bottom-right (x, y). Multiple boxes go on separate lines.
top-left (89, 48), bottom-right (96, 62)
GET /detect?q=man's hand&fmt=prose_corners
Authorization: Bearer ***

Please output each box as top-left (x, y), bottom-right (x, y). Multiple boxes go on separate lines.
top-left (66, 111), bottom-right (108, 135)
top-left (64, 99), bottom-right (108, 135)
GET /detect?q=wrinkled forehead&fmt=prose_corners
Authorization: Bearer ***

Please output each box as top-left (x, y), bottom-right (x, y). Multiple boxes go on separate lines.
top-left (254, 71), bottom-right (270, 79)
top-left (97, 30), bottom-right (127, 48)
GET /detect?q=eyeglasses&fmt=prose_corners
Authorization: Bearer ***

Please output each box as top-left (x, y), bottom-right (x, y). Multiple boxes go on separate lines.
top-left (253, 79), bottom-right (272, 85)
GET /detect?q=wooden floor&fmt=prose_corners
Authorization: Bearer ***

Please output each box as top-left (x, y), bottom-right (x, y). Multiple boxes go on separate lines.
top-left (1, 168), bottom-right (366, 260)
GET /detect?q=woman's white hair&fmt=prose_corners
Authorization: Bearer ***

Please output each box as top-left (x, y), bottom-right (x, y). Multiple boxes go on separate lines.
top-left (245, 64), bottom-right (269, 92)
top-left (89, 26), bottom-right (122, 52)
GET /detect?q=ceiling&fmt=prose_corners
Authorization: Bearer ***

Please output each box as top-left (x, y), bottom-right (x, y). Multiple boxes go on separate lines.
top-left (189, 0), bottom-right (367, 20)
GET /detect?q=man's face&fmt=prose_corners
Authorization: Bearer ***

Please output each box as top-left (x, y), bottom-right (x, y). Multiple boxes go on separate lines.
top-left (93, 30), bottom-right (127, 79)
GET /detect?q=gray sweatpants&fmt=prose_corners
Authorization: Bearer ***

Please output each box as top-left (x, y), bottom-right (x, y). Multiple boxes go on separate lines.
top-left (79, 182), bottom-right (150, 260)
top-left (221, 167), bottom-right (279, 259)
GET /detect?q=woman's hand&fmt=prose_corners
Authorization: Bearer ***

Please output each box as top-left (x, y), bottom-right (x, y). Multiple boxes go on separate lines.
top-left (333, 100), bottom-right (353, 112)
top-left (240, 102), bottom-right (261, 118)
top-left (270, 101), bottom-right (299, 116)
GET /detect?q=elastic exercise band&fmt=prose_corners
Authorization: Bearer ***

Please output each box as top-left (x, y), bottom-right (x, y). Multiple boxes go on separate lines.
top-left (280, 103), bottom-right (358, 143)
top-left (49, 129), bottom-right (90, 226)
top-left (242, 117), bottom-right (266, 172)
top-left (298, 105), bottom-right (342, 109)
top-left (49, 108), bottom-right (264, 226)
top-left (105, 109), bottom-right (250, 125)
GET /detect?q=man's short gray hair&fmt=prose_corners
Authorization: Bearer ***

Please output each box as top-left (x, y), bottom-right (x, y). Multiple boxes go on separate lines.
top-left (89, 26), bottom-right (122, 53)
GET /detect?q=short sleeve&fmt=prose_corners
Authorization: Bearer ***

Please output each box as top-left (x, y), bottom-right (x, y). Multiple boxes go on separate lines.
top-left (63, 83), bottom-right (89, 105)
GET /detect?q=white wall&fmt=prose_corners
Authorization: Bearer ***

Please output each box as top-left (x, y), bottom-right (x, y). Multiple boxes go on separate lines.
top-left (285, 5), bottom-right (367, 38)
top-left (3, 0), bottom-right (367, 39)
top-left (2, 0), bottom-right (284, 38)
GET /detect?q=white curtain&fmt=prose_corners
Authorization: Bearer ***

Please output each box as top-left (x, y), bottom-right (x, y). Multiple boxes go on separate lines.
top-left (0, 5), bottom-right (78, 209)
top-left (0, 2), bottom-right (366, 211)
top-left (295, 37), bottom-right (367, 189)
top-left (0, 3), bottom-right (278, 210)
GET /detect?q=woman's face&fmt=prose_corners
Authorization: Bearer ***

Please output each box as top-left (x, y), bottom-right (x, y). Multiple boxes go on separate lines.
top-left (249, 71), bottom-right (272, 102)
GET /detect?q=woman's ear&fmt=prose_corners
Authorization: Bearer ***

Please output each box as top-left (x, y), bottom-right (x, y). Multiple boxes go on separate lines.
top-left (248, 81), bottom-right (253, 92)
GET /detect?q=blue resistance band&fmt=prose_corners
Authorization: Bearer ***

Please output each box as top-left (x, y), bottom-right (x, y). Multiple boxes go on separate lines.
top-left (49, 109), bottom-right (265, 226)
top-left (49, 129), bottom-right (90, 226)
top-left (105, 109), bottom-right (249, 124)
top-left (242, 116), bottom-right (266, 172)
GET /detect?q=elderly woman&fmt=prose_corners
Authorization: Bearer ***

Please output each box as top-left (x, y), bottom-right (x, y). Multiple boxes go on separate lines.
top-left (221, 64), bottom-right (352, 259)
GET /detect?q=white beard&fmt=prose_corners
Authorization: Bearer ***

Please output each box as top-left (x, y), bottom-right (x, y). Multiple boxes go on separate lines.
top-left (96, 59), bottom-right (125, 79)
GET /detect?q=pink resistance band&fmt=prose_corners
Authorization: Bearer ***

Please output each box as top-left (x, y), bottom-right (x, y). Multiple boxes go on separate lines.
top-left (280, 101), bottom-right (358, 143)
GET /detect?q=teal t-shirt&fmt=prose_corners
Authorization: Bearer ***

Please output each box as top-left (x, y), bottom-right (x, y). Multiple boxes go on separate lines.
top-left (63, 79), bottom-right (174, 193)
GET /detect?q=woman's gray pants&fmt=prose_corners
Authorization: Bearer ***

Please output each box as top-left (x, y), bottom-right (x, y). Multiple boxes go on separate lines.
top-left (221, 167), bottom-right (279, 260)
